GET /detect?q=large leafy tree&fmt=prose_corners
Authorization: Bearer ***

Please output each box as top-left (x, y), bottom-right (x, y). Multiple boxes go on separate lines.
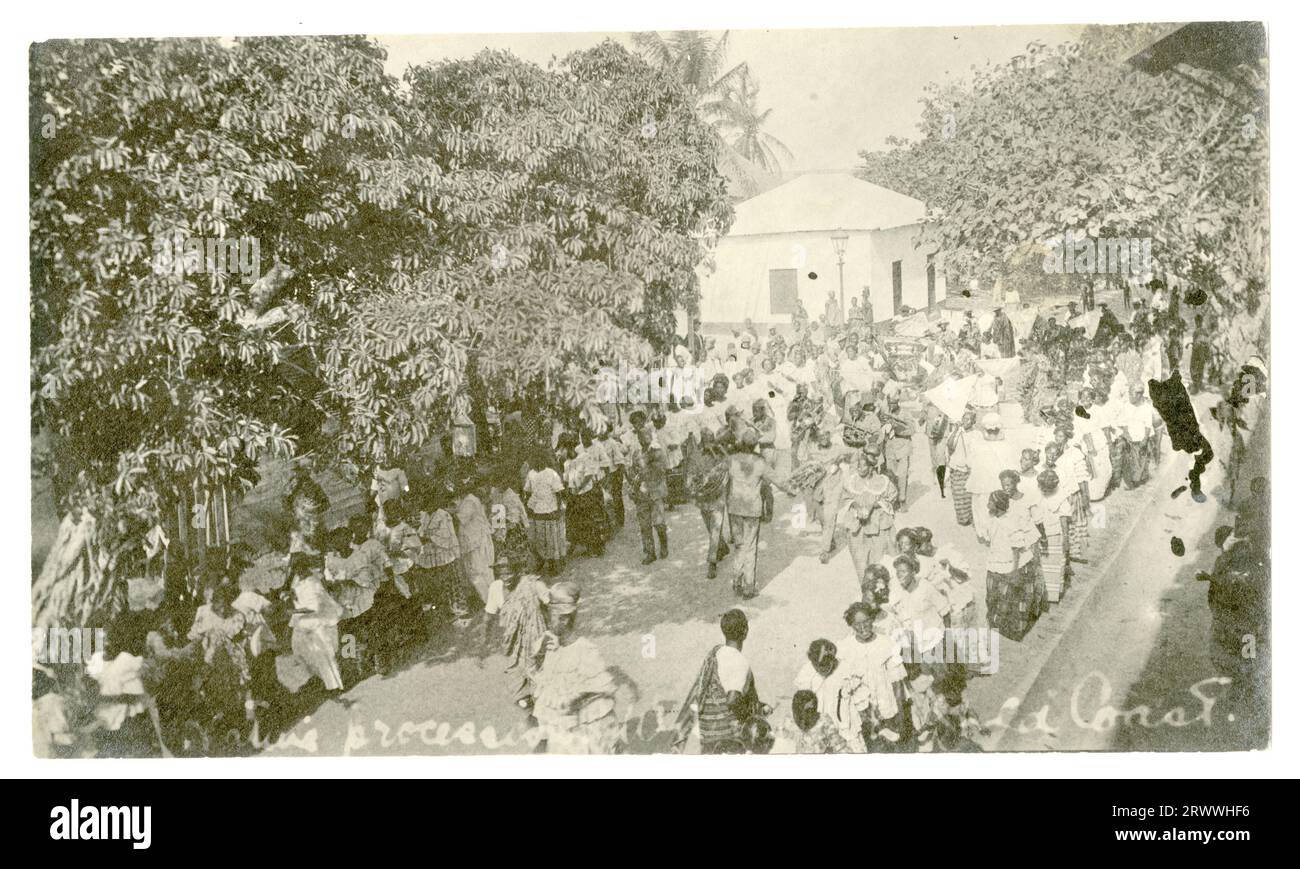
top-left (31, 35), bottom-right (425, 622)
top-left (31, 36), bottom-right (731, 624)
top-left (322, 41), bottom-right (734, 461)
top-left (855, 36), bottom-right (1267, 353)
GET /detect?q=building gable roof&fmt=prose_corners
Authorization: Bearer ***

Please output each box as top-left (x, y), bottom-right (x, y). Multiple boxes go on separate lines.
top-left (727, 172), bottom-right (926, 237)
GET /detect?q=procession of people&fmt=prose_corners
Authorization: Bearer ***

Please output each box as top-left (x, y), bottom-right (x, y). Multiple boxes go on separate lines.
top-left (117, 273), bottom-right (1263, 757)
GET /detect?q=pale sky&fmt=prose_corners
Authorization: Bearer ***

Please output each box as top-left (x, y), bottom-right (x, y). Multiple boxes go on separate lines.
top-left (378, 25), bottom-right (1086, 174)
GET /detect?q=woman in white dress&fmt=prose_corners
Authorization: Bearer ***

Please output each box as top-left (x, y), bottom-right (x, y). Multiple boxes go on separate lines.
top-left (837, 601), bottom-right (911, 751)
top-left (1073, 388), bottom-right (1113, 502)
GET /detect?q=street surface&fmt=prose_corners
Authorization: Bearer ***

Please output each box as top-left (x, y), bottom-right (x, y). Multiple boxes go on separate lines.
top-left (262, 388), bottom-right (1265, 756)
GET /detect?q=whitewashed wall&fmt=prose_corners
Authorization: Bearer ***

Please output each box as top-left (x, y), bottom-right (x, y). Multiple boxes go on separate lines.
top-left (698, 224), bottom-right (943, 327)
top-left (866, 224), bottom-right (947, 318)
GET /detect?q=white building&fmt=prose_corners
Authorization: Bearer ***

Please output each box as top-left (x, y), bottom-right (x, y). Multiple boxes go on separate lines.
top-left (698, 172), bottom-right (945, 329)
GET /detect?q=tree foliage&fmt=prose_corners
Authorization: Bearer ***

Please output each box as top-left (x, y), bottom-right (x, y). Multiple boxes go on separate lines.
top-left (855, 35), bottom-right (1268, 351)
top-left (31, 36), bottom-right (732, 620)
top-left (711, 69), bottom-right (795, 175)
top-left (32, 36), bottom-right (416, 517)
top-left (632, 31), bottom-right (794, 188)
top-left (324, 42), bottom-right (734, 462)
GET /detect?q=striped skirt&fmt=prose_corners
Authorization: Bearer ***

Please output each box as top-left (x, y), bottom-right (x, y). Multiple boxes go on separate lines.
top-left (1041, 533), bottom-right (1067, 603)
top-left (529, 512), bottom-right (568, 560)
top-left (1069, 495), bottom-right (1090, 553)
top-left (950, 467), bottom-right (973, 526)
top-left (986, 563), bottom-right (1040, 641)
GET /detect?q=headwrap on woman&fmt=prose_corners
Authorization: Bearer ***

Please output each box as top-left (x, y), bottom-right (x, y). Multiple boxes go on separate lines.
top-left (548, 581), bottom-right (581, 616)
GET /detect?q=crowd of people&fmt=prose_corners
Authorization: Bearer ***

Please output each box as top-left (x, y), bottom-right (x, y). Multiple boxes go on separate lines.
top-left (69, 276), bottom-right (1261, 757)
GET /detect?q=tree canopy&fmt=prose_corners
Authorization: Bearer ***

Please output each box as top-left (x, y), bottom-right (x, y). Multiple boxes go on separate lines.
top-left (31, 35), bottom-right (732, 620)
top-left (856, 33), bottom-right (1268, 352)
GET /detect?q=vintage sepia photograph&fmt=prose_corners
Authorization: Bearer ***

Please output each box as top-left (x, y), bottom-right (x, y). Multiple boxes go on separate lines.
top-left (27, 18), bottom-right (1270, 761)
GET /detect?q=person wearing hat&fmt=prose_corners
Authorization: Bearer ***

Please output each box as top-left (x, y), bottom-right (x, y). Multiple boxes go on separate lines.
top-left (957, 311), bottom-right (981, 355)
top-left (726, 428), bottom-right (795, 599)
top-left (676, 609), bottom-right (767, 753)
top-left (986, 306), bottom-right (1016, 359)
top-left (880, 396), bottom-right (917, 509)
top-left (529, 582), bottom-right (629, 753)
top-left (625, 423), bottom-right (669, 565)
top-left (1093, 301), bottom-right (1124, 347)
top-left (480, 551), bottom-right (512, 644)
top-left (722, 342), bottom-right (742, 379)
top-left (842, 388), bottom-right (881, 446)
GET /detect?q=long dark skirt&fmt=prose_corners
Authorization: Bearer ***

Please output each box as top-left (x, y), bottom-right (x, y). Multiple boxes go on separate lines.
top-left (364, 582), bottom-right (427, 670)
top-left (566, 486), bottom-right (608, 553)
top-left (986, 563), bottom-right (1041, 642)
top-left (1121, 438), bottom-right (1151, 488)
top-left (1107, 438), bottom-right (1126, 491)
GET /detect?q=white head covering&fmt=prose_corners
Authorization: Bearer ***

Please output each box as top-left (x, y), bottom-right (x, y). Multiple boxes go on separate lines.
top-left (936, 546), bottom-right (971, 578)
